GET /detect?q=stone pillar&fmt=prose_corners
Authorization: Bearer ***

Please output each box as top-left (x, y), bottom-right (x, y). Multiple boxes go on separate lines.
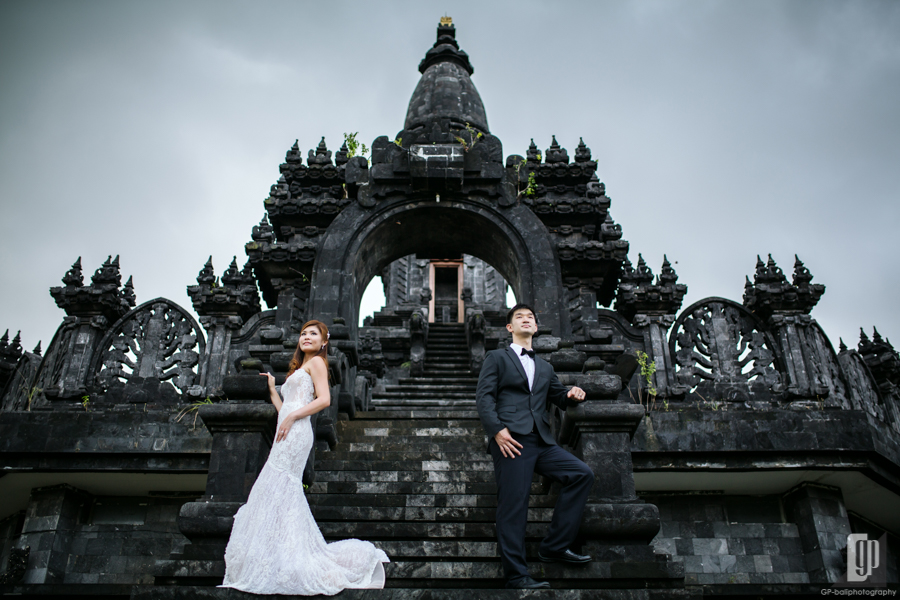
top-left (614, 255), bottom-right (687, 399)
top-left (783, 483), bottom-right (851, 583)
top-left (196, 316), bottom-right (243, 398)
top-left (42, 257), bottom-right (134, 402)
top-left (154, 376), bottom-right (275, 586)
top-left (17, 485), bottom-right (90, 584)
top-left (559, 383), bottom-right (683, 584)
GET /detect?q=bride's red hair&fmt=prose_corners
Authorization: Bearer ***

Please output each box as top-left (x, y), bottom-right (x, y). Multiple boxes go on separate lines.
top-left (286, 320), bottom-right (329, 377)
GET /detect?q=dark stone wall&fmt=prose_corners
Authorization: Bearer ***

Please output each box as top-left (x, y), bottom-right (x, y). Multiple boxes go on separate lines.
top-left (13, 485), bottom-right (193, 586)
top-left (646, 493), bottom-right (810, 585)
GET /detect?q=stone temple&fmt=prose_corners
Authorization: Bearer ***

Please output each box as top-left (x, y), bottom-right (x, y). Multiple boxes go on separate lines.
top-left (1, 18), bottom-right (898, 599)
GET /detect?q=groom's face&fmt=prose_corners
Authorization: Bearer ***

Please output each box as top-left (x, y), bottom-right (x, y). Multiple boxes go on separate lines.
top-left (506, 308), bottom-right (536, 338)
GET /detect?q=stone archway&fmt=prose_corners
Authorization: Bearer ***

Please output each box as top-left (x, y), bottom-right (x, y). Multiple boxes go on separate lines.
top-left (307, 194), bottom-right (568, 339)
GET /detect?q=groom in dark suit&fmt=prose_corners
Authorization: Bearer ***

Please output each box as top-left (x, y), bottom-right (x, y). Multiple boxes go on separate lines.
top-left (475, 303), bottom-right (595, 590)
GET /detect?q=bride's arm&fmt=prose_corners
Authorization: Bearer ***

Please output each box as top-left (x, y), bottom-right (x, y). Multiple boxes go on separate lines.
top-left (261, 372), bottom-right (282, 412)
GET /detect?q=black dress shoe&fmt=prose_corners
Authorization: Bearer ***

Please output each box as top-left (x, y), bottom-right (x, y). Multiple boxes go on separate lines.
top-left (505, 575), bottom-right (551, 589)
top-left (538, 548), bottom-right (592, 564)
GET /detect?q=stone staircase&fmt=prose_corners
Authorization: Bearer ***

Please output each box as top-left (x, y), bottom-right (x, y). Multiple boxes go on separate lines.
top-left (371, 324), bottom-right (478, 412)
top-left (307, 412), bottom-right (575, 589)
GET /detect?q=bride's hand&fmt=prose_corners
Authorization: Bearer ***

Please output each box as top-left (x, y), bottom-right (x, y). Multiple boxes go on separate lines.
top-left (275, 417), bottom-right (295, 442)
top-left (260, 372), bottom-right (276, 390)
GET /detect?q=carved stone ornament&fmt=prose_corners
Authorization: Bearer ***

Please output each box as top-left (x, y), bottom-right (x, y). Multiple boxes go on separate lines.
top-left (88, 298), bottom-right (205, 404)
top-left (670, 298), bottom-right (784, 401)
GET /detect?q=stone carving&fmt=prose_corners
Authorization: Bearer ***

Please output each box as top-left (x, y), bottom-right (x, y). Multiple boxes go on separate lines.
top-left (743, 254), bottom-right (825, 321)
top-left (465, 309), bottom-right (486, 372)
top-left (671, 298), bottom-right (784, 401)
top-left (857, 328), bottom-right (900, 432)
top-left (615, 255), bottom-right (687, 324)
top-left (409, 310), bottom-right (428, 376)
top-left (90, 298), bottom-right (205, 404)
top-left (838, 338), bottom-right (885, 422)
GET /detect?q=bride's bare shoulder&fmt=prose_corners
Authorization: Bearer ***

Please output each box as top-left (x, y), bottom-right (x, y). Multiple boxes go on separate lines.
top-left (304, 356), bottom-right (328, 377)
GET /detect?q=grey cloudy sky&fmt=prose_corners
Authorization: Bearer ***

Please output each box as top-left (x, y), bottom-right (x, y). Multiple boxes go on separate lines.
top-left (1, 0), bottom-right (898, 354)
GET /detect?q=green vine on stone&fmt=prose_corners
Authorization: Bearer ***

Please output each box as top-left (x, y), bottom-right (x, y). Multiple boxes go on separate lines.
top-left (343, 132), bottom-right (369, 160)
top-left (633, 350), bottom-right (664, 412)
top-left (176, 397), bottom-right (214, 431)
top-left (81, 395), bottom-right (90, 412)
top-left (454, 122), bottom-right (483, 152)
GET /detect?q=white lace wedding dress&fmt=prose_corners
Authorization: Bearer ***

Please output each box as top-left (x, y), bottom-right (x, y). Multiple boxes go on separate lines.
top-left (221, 368), bottom-right (389, 595)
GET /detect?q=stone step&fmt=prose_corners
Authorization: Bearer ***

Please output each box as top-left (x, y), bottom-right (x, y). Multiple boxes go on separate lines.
top-left (383, 385), bottom-right (476, 392)
top-left (307, 480), bottom-right (547, 496)
top-left (325, 447), bottom-right (488, 458)
top-left (312, 469), bottom-right (504, 484)
top-left (326, 437), bottom-right (486, 449)
top-left (325, 441), bottom-right (487, 453)
top-left (370, 540), bottom-right (551, 559)
top-left (372, 406), bottom-right (476, 413)
top-left (132, 585), bottom-right (695, 598)
top-left (399, 377), bottom-right (479, 384)
top-left (338, 417), bottom-right (480, 427)
top-left (306, 493), bottom-right (557, 509)
top-left (336, 422), bottom-right (483, 434)
top-left (317, 520), bottom-right (552, 540)
top-left (421, 365), bottom-right (474, 372)
top-left (371, 400), bottom-right (477, 408)
top-left (355, 410), bottom-right (480, 419)
top-left (373, 392), bottom-right (475, 400)
top-left (311, 505), bottom-right (555, 523)
top-left (312, 458), bottom-right (494, 471)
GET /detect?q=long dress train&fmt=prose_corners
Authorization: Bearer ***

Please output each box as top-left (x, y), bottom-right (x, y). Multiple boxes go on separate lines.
top-left (221, 368), bottom-right (389, 595)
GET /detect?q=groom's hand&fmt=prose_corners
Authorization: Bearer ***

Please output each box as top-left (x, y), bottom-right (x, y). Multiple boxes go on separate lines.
top-left (494, 428), bottom-right (523, 459)
top-left (567, 386), bottom-right (587, 402)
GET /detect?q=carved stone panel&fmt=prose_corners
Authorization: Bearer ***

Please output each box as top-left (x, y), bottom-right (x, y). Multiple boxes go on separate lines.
top-left (670, 298), bottom-right (784, 402)
top-left (88, 298), bottom-right (206, 404)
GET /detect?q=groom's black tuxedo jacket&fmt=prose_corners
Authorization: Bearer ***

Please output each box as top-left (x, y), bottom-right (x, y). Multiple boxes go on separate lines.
top-left (475, 346), bottom-right (576, 447)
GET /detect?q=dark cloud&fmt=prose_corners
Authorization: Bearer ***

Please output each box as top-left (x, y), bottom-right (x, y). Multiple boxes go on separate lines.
top-left (1, 0), bottom-right (898, 352)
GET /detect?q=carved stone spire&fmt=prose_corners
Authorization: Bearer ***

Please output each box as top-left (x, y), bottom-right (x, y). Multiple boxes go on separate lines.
top-left (335, 141), bottom-right (349, 166)
top-left (33, 341), bottom-right (42, 356)
top-left (743, 254), bottom-right (823, 320)
top-left (405, 19), bottom-right (487, 135)
top-left (62, 257), bottom-right (84, 287)
top-left (633, 254), bottom-right (654, 285)
top-left (251, 214), bottom-right (275, 244)
top-left (526, 139), bottom-right (541, 164)
top-left (197, 257), bottom-right (216, 285)
top-left (240, 260), bottom-right (256, 287)
top-left (187, 256), bottom-right (260, 321)
top-left (51, 256), bottom-right (132, 321)
top-left (285, 139), bottom-right (302, 165)
top-left (544, 135), bottom-right (569, 164)
top-left (308, 137), bottom-right (332, 166)
top-left (91, 255), bottom-right (122, 289)
top-left (574, 137), bottom-right (591, 163)
top-left (615, 255), bottom-right (687, 324)
top-left (0, 329), bottom-right (24, 391)
top-left (221, 257), bottom-right (243, 288)
top-left (121, 275), bottom-right (136, 309)
top-left (858, 327), bottom-right (900, 390)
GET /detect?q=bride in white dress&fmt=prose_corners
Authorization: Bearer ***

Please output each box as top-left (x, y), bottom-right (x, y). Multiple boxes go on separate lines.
top-left (221, 319), bottom-right (389, 595)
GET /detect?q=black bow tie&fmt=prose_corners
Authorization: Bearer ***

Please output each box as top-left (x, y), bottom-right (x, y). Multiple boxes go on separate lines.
top-left (520, 348), bottom-right (535, 359)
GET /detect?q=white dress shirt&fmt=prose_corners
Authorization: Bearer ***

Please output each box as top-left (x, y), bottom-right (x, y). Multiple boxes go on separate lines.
top-left (509, 343), bottom-right (535, 390)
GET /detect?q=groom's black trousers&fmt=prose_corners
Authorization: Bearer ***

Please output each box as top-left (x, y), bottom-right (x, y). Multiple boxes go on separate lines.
top-left (489, 431), bottom-right (594, 581)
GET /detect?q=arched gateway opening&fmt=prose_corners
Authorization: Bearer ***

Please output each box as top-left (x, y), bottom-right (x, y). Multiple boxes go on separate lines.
top-left (308, 196), bottom-right (564, 339)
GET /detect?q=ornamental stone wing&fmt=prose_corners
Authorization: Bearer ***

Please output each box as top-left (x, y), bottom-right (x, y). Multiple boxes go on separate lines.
top-left (87, 298), bottom-right (206, 404)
